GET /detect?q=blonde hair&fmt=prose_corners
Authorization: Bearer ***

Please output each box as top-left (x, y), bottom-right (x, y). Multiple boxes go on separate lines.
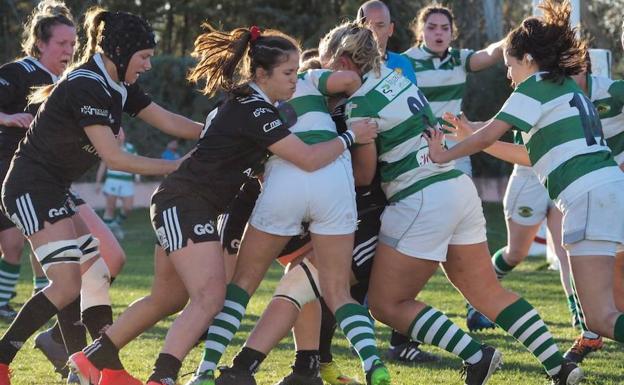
top-left (318, 21), bottom-right (381, 76)
top-left (21, 0), bottom-right (74, 58)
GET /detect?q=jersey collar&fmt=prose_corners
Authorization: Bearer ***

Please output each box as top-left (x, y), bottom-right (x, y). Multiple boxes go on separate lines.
top-left (25, 56), bottom-right (58, 83)
top-left (94, 53), bottom-right (128, 105)
top-left (248, 82), bottom-right (274, 105)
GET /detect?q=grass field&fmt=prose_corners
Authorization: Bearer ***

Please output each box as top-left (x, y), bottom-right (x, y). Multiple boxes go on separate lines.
top-left (2, 203), bottom-right (623, 385)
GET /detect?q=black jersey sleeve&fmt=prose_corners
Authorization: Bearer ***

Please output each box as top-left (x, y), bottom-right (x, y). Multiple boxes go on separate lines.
top-left (0, 63), bottom-right (23, 110)
top-left (240, 99), bottom-right (291, 148)
top-left (123, 82), bottom-right (151, 116)
top-left (67, 77), bottom-right (114, 128)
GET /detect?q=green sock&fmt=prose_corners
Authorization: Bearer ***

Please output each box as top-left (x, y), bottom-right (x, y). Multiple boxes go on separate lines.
top-left (335, 303), bottom-right (382, 372)
top-left (496, 298), bottom-right (563, 376)
top-left (0, 259), bottom-right (20, 306)
top-left (409, 306), bottom-right (483, 364)
top-left (567, 294), bottom-right (581, 328)
top-left (197, 284), bottom-right (249, 374)
top-left (615, 314), bottom-right (624, 343)
top-left (492, 247), bottom-right (516, 280)
top-left (33, 276), bottom-right (49, 292)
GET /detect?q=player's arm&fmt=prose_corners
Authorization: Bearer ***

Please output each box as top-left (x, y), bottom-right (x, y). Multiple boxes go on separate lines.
top-left (468, 39), bottom-right (504, 72)
top-left (136, 102), bottom-right (203, 140)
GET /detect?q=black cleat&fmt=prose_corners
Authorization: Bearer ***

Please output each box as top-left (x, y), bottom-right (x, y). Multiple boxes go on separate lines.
top-left (275, 371), bottom-right (323, 385)
top-left (460, 345), bottom-right (502, 385)
top-left (549, 360), bottom-right (584, 385)
top-left (215, 366), bottom-right (257, 385)
top-left (385, 341), bottom-right (439, 364)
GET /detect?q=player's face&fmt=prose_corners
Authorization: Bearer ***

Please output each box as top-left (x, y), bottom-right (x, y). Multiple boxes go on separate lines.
top-left (422, 13), bottom-right (452, 56)
top-left (262, 51), bottom-right (299, 102)
top-left (37, 24), bottom-right (76, 76)
top-left (504, 50), bottom-right (537, 87)
top-left (362, 7), bottom-right (394, 53)
top-left (125, 49), bottom-right (154, 84)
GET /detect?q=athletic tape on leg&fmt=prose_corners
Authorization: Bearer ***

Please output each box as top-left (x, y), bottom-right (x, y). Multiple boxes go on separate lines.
top-left (273, 258), bottom-right (321, 310)
top-left (81, 257), bottom-right (111, 310)
top-left (77, 234), bottom-right (100, 264)
top-left (34, 240), bottom-right (81, 273)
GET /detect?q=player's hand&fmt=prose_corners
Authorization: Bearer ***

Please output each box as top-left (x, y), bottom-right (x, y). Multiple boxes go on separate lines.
top-left (1, 113), bottom-right (33, 128)
top-left (423, 128), bottom-right (447, 163)
top-left (350, 118), bottom-right (378, 144)
top-left (442, 112), bottom-right (476, 141)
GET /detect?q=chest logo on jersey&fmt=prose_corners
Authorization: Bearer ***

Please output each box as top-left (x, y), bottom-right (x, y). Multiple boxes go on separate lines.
top-left (375, 71), bottom-right (411, 101)
top-left (263, 119), bottom-right (283, 132)
top-left (0, 77), bottom-right (9, 86)
top-left (253, 107), bottom-right (272, 117)
top-left (80, 105), bottom-right (110, 118)
top-left (194, 222), bottom-right (216, 236)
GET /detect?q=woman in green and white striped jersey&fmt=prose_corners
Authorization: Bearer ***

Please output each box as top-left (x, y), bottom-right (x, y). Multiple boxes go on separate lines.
top-left (403, 4), bottom-right (504, 177)
top-left (427, 0), bottom-right (624, 358)
top-left (320, 20), bottom-right (579, 385)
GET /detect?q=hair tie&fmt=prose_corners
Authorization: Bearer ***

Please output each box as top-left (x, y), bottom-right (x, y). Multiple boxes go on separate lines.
top-left (249, 26), bottom-right (261, 42)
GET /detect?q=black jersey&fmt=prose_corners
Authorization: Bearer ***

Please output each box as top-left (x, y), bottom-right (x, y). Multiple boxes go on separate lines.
top-left (161, 85), bottom-right (291, 214)
top-left (13, 53), bottom-right (151, 186)
top-left (0, 57), bottom-right (57, 159)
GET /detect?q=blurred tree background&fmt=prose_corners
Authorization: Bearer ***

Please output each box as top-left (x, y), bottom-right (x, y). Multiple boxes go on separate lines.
top-left (1, 0), bottom-right (623, 177)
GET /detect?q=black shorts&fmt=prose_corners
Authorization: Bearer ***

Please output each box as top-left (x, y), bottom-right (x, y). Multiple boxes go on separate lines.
top-left (219, 179), bottom-right (311, 259)
top-left (351, 205), bottom-right (384, 284)
top-left (68, 189), bottom-right (86, 207)
top-left (1, 161), bottom-right (77, 237)
top-left (150, 188), bottom-right (219, 254)
top-left (0, 159), bottom-right (15, 231)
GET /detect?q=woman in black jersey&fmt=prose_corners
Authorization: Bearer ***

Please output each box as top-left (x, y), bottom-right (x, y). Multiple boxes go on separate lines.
top-left (70, 24), bottom-right (377, 385)
top-left (0, 0), bottom-right (76, 322)
top-left (0, 7), bottom-right (202, 384)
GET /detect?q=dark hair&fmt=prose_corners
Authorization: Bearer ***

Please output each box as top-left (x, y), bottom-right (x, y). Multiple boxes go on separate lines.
top-left (410, 3), bottom-right (456, 44)
top-left (505, 0), bottom-right (587, 83)
top-left (188, 24), bottom-right (300, 96)
top-left (300, 58), bottom-right (322, 71)
top-left (22, 0), bottom-right (75, 58)
top-left (300, 48), bottom-right (319, 64)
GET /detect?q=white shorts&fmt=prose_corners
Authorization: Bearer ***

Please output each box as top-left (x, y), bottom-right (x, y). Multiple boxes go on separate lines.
top-left (103, 178), bottom-right (134, 198)
top-left (446, 138), bottom-right (472, 177)
top-left (250, 154), bottom-right (357, 236)
top-left (562, 180), bottom-right (624, 256)
top-left (378, 174), bottom-right (487, 262)
top-left (503, 166), bottom-right (553, 226)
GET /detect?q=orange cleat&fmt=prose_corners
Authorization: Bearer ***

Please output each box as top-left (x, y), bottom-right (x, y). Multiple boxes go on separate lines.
top-left (68, 351), bottom-right (100, 385)
top-left (0, 364), bottom-right (10, 385)
top-left (98, 369), bottom-right (142, 385)
top-left (564, 335), bottom-right (604, 363)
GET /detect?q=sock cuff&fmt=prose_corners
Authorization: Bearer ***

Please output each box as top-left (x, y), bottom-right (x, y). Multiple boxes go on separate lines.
top-left (0, 259), bottom-right (20, 274)
top-left (495, 297), bottom-right (533, 329)
top-left (493, 248), bottom-right (515, 272)
top-left (226, 283), bottom-right (250, 305)
top-left (407, 305), bottom-right (433, 335)
top-left (615, 314), bottom-right (624, 342)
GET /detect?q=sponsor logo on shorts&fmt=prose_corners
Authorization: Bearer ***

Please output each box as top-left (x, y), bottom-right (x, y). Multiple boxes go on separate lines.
top-left (230, 238), bottom-right (241, 251)
top-left (155, 226), bottom-right (169, 249)
top-left (48, 207), bottom-right (69, 218)
top-left (518, 206), bottom-right (534, 218)
top-left (194, 222), bottom-right (216, 236)
top-left (253, 107), bottom-right (272, 117)
top-left (262, 119), bottom-right (283, 132)
top-left (80, 105), bottom-right (110, 117)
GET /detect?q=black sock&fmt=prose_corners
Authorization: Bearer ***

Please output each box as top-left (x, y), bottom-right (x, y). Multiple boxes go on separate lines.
top-left (0, 291), bottom-right (58, 364)
top-left (50, 322), bottom-right (63, 344)
top-left (390, 330), bottom-right (411, 348)
top-left (319, 298), bottom-right (336, 364)
top-left (350, 281), bottom-right (368, 305)
top-left (84, 333), bottom-right (123, 370)
top-left (57, 296), bottom-right (87, 354)
top-left (147, 353), bottom-right (182, 384)
top-left (82, 305), bottom-right (113, 339)
top-left (292, 350), bottom-right (320, 377)
top-left (232, 346), bottom-right (266, 373)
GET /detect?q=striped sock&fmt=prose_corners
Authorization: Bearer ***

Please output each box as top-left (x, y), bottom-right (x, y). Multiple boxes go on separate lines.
top-left (569, 277), bottom-right (600, 338)
top-left (492, 248), bottom-right (516, 280)
top-left (409, 306), bottom-right (483, 364)
top-left (33, 276), bottom-right (49, 292)
top-left (0, 260), bottom-right (20, 306)
top-left (615, 314), bottom-right (624, 343)
top-left (197, 284), bottom-right (249, 374)
top-left (335, 303), bottom-right (381, 371)
top-left (495, 298), bottom-right (563, 376)
top-left (567, 294), bottom-right (581, 328)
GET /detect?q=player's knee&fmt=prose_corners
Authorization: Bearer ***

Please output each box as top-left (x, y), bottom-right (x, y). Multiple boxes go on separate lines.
top-left (80, 257), bottom-right (111, 311)
top-left (35, 240), bottom-right (82, 300)
top-left (273, 258), bottom-right (321, 311)
top-left (368, 294), bottom-right (394, 325)
top-left (188, 282), bottom-right (226, 315)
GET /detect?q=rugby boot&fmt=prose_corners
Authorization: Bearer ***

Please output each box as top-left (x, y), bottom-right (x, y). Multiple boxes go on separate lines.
top-left (459, 345), bottom-right (502, 385)
top-left (549, 360), bottom-right (584, 385)
top-left (275, 370), bottom-right (323, 385)
top-left (365, 360), bottom-right (390, 385)
top-left (183, 370), bottom-right (215, 385)
top-left (320, 361), bottom-right (362, 385)
top-left (564, 335), bottom-right (603, 363)
top-left (67, 351), bottom-right (100, 385)
top-left (0, 364), bottom-right (10, 385)
top-left (466, 305), bottom-right (496, 332)
top-left (215, 366), bottom-right (256, 385)
top-left (97, 368), bottom-right (142, 385)
top-left (34, 327), bottom-right (70, 377)
top-left (385, 341), bottom-right (439, 364)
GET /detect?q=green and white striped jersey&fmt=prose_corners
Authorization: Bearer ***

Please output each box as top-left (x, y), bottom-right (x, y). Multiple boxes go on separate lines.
top-left (346, 65), bottom-right (460, 203)
top-left (402, 45), bottom-right (474, 123)
top-left (281, 69), bottom-right (338, 145)
top-left (106, 142), bottom-right (137, 181)
top-left (495, 72), bottom-right (623, 208)
top-left (588, 74), bottom-right (624, 165)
